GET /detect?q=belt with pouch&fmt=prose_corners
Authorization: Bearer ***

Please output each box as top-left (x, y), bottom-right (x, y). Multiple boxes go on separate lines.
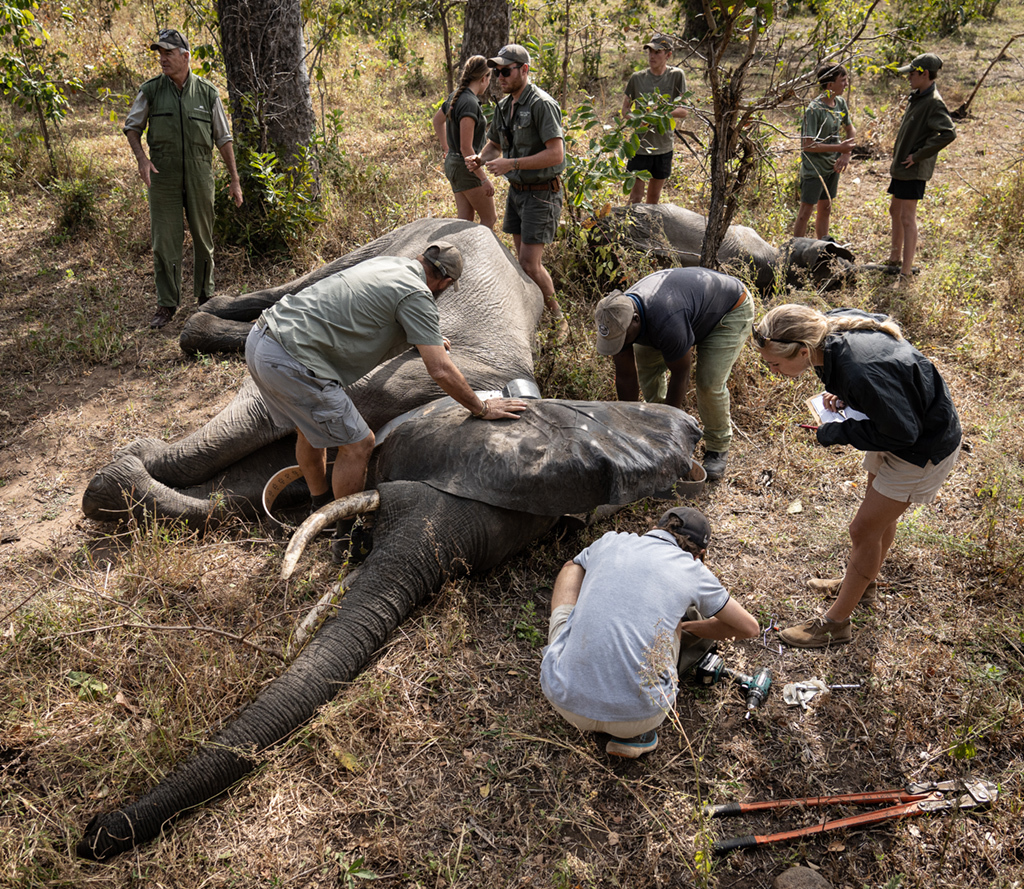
top-left (510, 177), bottom-right (560, 193)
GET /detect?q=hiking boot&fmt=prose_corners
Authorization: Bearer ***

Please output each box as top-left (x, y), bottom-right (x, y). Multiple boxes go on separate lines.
top-left (606, 730), bottom-right (658, 759)
top-left (807, 577), bottom-right (877, 606)
top-left (703, 451), bottom-right (728, 481)
top-left (149, 306), bottom-right (175, 329)
top-left (779, 616), bottom-right (852, 649)
top-left (541, 308), bottom-right (569, 345)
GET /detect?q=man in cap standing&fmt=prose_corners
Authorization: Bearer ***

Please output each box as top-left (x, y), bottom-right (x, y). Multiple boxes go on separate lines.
top-left (885, 52), bottom-right (956, 279)
top-left (540, 506), bottom-right (759, 758)
top-left (124, 28), bottom-right (243, 330)
top-left (466, 45), bottom-right (567, 340)
top-left (592, 267), bottom-right (753, 481)
top-left (246, 243), bottom-right (528, 511)
top-left (622, 35), bottom-right (688, 204)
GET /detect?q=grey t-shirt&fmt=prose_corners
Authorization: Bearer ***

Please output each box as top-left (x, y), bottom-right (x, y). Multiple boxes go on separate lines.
top-left (264, 256), bottom-right (444, 386)
top-left (540, 530), bottom-right (730, 722)
top-left (625, 66), bottom-right (687, 155)
top-left (627, 267), bottom-right (746, 363)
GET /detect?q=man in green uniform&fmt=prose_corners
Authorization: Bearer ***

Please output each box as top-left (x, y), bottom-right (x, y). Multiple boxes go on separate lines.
top-left (466, 45), bottom-right (567, 340)
top-left (124, 28), bottom-right (243, 329)
top-left (622, 35), bottom-right (688, 205)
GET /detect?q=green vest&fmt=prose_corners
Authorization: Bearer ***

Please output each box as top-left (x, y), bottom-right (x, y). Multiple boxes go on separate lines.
top-left (140, 73), bottom-right (220, 173)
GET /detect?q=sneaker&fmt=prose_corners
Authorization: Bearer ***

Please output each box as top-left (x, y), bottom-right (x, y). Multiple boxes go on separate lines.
top-left (703, 451), bottom-right (728, 481)
top-left (606, 730), bottom-right (658, 759)
top-left (149, 306), bottom-right (175, 329)
top-left (779, 616), bottom-right (852, 649)
top-left (807, 577), bottom-right (877, 605)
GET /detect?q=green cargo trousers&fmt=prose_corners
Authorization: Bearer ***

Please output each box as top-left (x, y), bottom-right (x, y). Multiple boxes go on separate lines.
top-left (634, 292), bottom-right (755, 454)
top-left (149, 160), bottom-right (216, 309)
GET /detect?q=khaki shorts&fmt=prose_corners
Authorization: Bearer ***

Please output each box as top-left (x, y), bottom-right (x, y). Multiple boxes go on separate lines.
top-left (863, 445), bottom-right (960, 503)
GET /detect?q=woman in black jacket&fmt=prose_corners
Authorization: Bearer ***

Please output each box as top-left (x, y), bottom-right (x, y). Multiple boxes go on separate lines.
top-left (753, 305), bottom-right (961, 648)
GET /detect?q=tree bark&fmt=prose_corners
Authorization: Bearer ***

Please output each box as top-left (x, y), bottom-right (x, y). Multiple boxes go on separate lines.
top-left (460, 0), bottom-right (509, 66)
top-left (217, 0), bottom-right (316, 170)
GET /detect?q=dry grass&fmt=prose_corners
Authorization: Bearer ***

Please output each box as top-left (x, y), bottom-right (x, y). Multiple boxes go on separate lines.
top-left (2, 4), bottom-right (1024, 889)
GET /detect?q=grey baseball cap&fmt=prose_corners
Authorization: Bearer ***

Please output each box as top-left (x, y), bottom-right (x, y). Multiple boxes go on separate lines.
top-left (658, 506), bottom-right (712, 548)
top-left (593, 290), bottom-right (636, 355)
top-left (151, 28), bottom-right (190, 51)
top-left (488, 44), bottom-right (531, 68)
top-left (643, 36), bottom-right (673, 52)
top-left (424, 241), bottom-right (464, 289)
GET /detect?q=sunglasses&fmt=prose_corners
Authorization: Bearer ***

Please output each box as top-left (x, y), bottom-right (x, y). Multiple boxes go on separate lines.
top-left (750, 325), bottom-right (798, 348)
top-left (496, 65), bottom-right (522, 77)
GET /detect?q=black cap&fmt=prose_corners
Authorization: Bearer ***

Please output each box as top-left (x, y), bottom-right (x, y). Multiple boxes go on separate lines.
top-left (657, 506), bottom-right (711, 549)
top-left (151, 29), bottom-right (189, 52)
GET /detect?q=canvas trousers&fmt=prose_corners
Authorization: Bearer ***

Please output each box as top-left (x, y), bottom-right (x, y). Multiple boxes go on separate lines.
top-left (149, 161), bottom-right (216, 309)
top-left (634, 291), bottom-right (754, 453)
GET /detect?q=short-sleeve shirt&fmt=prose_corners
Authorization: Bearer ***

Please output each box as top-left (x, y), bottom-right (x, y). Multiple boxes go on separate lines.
top-left (539, 530), bottom-right (731, 722)
top-left (800, 95), bottom-right (852, 179)
top-left (441, 89), bottom-right (486, 155)
top-left (626, 267), bottom-right (747, 363)
top-left (264, 256), bottom-right (444, 386)
top-left (625, 66), bottom-right (687, 155)
top-left (486, 82), bottom-right (566, 185)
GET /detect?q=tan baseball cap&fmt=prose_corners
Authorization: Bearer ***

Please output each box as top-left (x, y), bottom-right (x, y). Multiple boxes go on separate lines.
top-left (151, 28), bottom-right (189, 51)
top-left (424, 241), bottom-right (464, 289)
top-left (593, 290), bottom-right (636, 355)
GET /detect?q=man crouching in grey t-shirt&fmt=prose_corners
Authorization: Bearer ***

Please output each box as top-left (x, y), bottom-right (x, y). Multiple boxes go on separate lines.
top-left (539, 507), bottom-right (759, 758)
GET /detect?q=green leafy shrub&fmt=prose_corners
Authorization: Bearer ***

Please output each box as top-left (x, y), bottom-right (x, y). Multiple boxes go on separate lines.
top-left (51, 176), bottom-right (98, 241)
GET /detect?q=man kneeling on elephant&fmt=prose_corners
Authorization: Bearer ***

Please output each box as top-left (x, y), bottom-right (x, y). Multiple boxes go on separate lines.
top-left (245, 241), bottom-right (527, 511)
top-left (540, 507), bottom-right (759, 758)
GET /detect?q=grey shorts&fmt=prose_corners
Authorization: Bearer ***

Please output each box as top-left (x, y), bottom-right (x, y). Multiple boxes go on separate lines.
top-left (863, 445), bottom-right (960, 504)
top-left (503, 185), bottom-right (562, 244)
top-left (444, 152), bottom-right (484, 194)
top-left (801, 171), bottom-right (840, 204)
top-left (245, 324), bottom-right (371, 449)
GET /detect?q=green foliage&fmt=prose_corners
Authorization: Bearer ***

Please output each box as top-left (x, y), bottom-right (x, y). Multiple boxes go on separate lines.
top-left (973, 166), bottom-right (1024, 251)
top-left (51, 176), bottom-right (98, 241)
top-left (216, 144), bottom-right (324, 258)
top-left (879, 0), bottom-right (1000, 47)
top-left (512, 600), bottom-right (545, 647)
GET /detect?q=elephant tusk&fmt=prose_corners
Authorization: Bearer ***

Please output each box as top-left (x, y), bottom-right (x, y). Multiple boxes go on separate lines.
top-left (281, 490), bottom-right (381, 580)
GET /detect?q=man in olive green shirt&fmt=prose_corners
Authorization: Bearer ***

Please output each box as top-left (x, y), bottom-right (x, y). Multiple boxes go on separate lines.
top-left (124, 28), bottom-right (243, 329)
top-left (467, 44), bottom-right (567, 340)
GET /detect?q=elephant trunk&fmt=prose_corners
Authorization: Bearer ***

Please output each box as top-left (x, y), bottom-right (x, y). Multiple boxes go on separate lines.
top-left (76, 480), bottom-right (557, 860)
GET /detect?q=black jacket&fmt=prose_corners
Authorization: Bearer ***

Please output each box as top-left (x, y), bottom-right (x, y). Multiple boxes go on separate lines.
top-left (815, 311), bottom-right (961, 466)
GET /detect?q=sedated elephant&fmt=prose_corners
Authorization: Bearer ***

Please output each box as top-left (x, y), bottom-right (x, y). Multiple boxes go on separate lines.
top-left (77, 218), bottom-right (704, 859)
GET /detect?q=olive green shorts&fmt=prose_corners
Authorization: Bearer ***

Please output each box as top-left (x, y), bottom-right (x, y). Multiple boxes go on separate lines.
top-left (444, 152), bottom-right (485, 194)
top-left (503, 185), bottom-right (562, 245)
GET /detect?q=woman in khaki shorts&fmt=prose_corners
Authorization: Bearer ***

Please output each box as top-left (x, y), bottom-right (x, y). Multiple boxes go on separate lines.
top-left (752, 305), bottom-right (961, 648)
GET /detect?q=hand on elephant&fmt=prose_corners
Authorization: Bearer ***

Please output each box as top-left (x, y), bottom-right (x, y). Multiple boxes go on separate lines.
top-left (478, 398), bottom-right (529, 420)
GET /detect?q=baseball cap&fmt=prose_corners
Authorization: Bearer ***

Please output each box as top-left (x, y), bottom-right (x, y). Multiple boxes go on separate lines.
top-left (658, 506), bottom-right (712, 549)
top-left (488, 44), bottom-right (531, 68)
top-left (643, 36), bottom-right (673, 52)
top-left (151, 28), bottom-right (190, 52)
top-left (897, 53), bottom-right (942, 74)
top-left (593, 290), bottom-right (636, 355)
top-left (424, 241), bottom-right (464, 289)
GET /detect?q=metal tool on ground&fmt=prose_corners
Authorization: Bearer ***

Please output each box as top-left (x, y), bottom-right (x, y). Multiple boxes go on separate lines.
top-left (706, 779), bottom-right (998, 854)
top-left (694, 651), bottom-right (772, 716)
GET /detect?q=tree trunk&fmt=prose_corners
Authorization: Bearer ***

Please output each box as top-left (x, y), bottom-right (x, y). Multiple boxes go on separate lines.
top-left (217, 0), bottom-right (316, 172)
top-left (681, 0), bottom-right (711, 41)
top-left (460, 0), bottom-right (509, 66)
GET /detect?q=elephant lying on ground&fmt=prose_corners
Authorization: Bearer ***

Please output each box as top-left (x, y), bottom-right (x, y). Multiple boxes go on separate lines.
top-left (593, 204), bottom-right (860, 293)
top-left (78, 218), bottom-right (704, 859)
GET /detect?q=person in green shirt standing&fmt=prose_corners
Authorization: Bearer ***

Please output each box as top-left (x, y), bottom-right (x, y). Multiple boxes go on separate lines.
top-left (124, 28), bottom-right (243, 330)
top-left (622, 35), bottom-right (688, 205)
top-left (793, 62), bottom-right (856, 240)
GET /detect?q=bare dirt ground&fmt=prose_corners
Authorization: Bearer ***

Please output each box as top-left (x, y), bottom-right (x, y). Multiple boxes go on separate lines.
top-left (2, 14), bottom-right (1024, 889)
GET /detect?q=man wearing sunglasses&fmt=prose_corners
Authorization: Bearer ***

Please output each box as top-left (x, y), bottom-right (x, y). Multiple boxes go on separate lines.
top-left (885, 53), bottom-right (956, 281)
top-left (466, 45), bottom-right (567, 341)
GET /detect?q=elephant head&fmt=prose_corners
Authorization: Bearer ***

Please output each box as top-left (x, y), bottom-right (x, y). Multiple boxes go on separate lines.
top-left (77, 218), bottom-right (704, 859)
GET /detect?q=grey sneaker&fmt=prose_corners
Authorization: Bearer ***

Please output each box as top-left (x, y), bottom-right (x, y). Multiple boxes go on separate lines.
top-left (779, 616), bottom-right (852, 649)
top-left (606, 730), bottom-right (658, 759)
top-left (703, 451), bottom-right (728, 481)
top-left (807, 577), bottom-right (877, 606)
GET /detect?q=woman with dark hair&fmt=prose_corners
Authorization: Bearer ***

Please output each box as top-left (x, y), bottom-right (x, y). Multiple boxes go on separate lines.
top-left (793, 62), bottom-right (856, 240)
top-left (432, 56), bottom-right (497, 228)
top-left (753, 304), bottom-right (961, 648)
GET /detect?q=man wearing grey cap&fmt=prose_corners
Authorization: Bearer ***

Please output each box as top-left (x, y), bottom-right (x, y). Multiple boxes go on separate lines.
top-left (245, 244), bottom-right (527, 510)
top-left (622, 35), bottom-right (688, 204)
top-left (592, 267), bottom-right (753, 481)
top-left (124, 28), bottom-right (243, 330)
top-left (885, 52), bottom-right (956, 279)
top-left (540, 506), bottom-right (759, 758)
top-left (465, 44), bottom-right (567, 340)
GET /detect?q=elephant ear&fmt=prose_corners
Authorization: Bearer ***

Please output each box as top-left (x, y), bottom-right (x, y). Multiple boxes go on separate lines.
top-left (370, 399), bottom-right (701, 516)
